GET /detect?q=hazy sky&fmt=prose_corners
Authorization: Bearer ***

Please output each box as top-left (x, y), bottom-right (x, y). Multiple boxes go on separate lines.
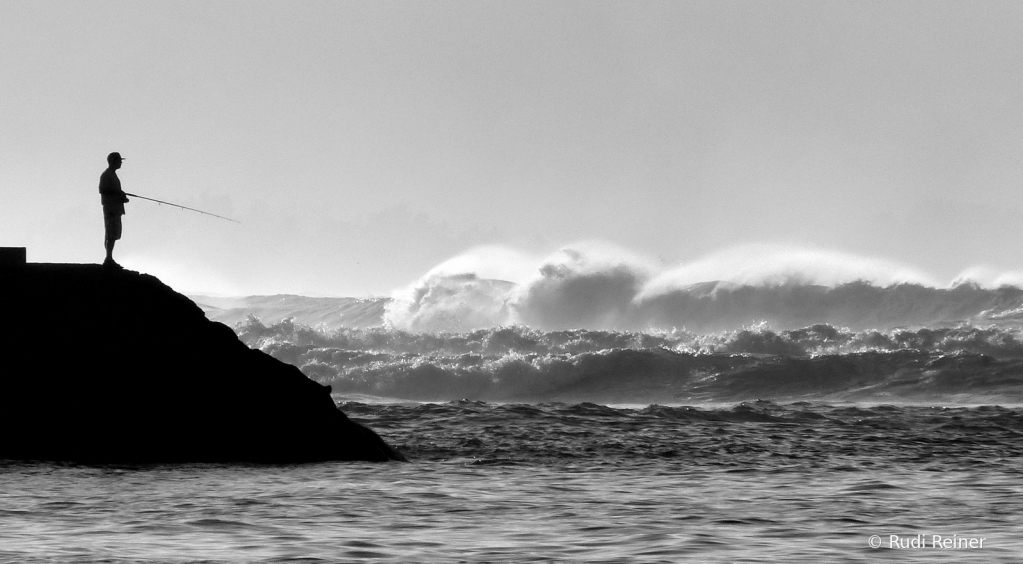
top-left (3, 1), bottom-right (1022, 296)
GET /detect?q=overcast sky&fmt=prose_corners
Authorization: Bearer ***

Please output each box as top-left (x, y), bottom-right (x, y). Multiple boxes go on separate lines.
top-left (3, 1), bottom-right (1022, 296)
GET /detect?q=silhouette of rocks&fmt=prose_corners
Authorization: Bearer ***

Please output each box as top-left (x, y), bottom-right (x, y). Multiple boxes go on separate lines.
top-left (0, 263), bottom-right (405, 462)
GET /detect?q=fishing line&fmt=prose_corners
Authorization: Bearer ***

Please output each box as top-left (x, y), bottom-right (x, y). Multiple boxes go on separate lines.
top-left (125, 193), bottom-right (240, 224)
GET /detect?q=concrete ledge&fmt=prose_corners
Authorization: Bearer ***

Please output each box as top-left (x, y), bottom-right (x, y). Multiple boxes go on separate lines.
top-left (0, 247), bottom-right (26, 267)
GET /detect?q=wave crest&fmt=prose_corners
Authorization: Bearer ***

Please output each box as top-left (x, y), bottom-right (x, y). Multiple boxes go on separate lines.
top-left (378, 243), bottom-right (1023, 332)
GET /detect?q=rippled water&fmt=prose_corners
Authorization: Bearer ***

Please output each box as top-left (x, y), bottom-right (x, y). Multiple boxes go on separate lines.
top-left (2, 401), bottom-right (1021, 563)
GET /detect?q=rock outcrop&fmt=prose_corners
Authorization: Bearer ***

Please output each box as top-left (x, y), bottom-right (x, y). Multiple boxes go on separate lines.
top-left (0, 263), bottom-right (405, 462)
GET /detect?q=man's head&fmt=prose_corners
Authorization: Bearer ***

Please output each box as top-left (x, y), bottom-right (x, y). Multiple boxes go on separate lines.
top-left (107, 152), bottom-right (124, 170)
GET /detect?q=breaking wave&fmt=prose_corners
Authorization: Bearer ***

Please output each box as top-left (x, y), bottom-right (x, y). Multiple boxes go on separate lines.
top-left (382, 243), bottom-right (1023, 333)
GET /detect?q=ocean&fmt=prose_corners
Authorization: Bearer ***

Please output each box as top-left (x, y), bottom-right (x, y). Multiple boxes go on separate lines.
top-left (2, 400), bottom-right (1021, 562)
top-left (4, 278), bottom-right (1023, 562)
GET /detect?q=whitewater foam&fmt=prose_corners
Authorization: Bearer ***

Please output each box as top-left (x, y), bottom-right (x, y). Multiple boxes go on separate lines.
top-left (233, 317), bottom-right (1023, 404)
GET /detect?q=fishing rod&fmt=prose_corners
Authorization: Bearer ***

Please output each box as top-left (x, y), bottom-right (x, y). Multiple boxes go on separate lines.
top-left (124, 193), bottom-right (241, 224)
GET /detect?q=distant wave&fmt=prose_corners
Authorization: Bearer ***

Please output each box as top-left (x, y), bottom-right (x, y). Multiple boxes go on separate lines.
top-left (194, 244), bottom-right (1023, 333)
top-left (194, 294), bottom-right (388, 329)
top-left (208, 243), bottom-right (1023, 403)
top-left (383, 244), bottom-right (1023, 332)
top-left (197, 279), bottom-right (1023, 335)
top-left (633, 280), bottom-right (1023, 333)
top-left (235, 318), bottom-right (1023, 403)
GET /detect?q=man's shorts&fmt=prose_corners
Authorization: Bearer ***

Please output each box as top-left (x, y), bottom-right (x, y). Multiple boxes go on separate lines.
top-left (104, 213), bottom-right (122, 241)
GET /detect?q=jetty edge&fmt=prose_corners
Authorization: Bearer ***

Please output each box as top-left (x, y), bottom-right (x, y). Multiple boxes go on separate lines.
top-left (0, 259), bottom-right (405, 463)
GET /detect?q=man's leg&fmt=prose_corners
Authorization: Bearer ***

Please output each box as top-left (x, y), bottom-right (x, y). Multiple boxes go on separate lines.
top-left (103, 214), bottom-right (121, 266)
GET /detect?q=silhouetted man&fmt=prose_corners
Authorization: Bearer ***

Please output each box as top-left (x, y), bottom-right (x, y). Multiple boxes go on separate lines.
top-left (99, 152), bottom-right (129, 268)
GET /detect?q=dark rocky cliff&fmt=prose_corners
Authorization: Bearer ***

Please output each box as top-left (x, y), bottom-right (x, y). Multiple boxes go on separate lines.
top-left (0, 263), bottom-right (405, 462)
